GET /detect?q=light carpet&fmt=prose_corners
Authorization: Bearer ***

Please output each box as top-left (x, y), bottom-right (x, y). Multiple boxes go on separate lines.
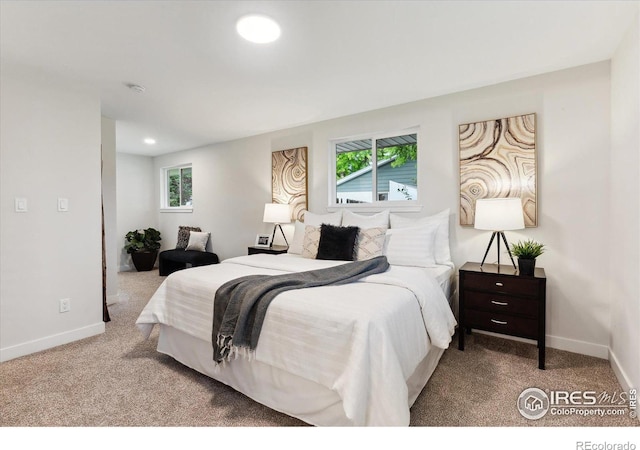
top-left (1, 269), bottom-right (637, 429)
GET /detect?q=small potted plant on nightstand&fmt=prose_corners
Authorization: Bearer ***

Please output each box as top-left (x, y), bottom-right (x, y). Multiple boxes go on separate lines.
top-left (125, 227), bottom-right (162, 271)
top-left (510, 239), bottom-right (545, 276)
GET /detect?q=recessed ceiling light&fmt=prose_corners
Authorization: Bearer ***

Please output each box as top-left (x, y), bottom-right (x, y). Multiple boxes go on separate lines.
top-left (236, 14), bottom-right (281, 44)
top-left (144, 138), bottom-right (156, 145)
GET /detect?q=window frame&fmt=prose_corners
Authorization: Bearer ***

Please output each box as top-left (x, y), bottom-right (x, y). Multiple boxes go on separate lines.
top-left (160, 163), bottom-right (193, 213)
top-left (328, 127), bottom-right (421, 212)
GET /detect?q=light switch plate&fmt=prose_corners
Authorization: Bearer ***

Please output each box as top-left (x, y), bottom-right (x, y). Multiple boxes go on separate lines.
top-left (57, 198), bottom-right (69, 212)
top-left (15, 198), bottom-right (27, 212)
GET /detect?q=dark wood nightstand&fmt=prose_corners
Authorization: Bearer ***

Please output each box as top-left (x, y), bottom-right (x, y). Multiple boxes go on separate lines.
top-left (248, 245), bottom-right (288, 255)
top-left (458, 261), bottom-right (547, 369)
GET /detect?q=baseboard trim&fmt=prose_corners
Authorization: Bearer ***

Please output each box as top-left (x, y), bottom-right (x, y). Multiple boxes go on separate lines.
top-left (609, 349), bottom-right (639, 423)
top-left (0, 322), bottom-right (105, 363)
top-left (107, 291), bottom-right (131, 306)
top-left (473, 329), bottom-right (537, 344)
top-left (473, 330), bottom-right (609, 359)
top-left (609, 348), bottom-right (634, 392)
top-left (546, 334), bottom-right (609, 359)
top-left (119, 264), bottom-right (158, 272)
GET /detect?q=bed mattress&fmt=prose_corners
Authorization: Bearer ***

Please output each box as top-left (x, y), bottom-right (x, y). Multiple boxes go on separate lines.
top-left (137, 253), bottom-right (457, 426)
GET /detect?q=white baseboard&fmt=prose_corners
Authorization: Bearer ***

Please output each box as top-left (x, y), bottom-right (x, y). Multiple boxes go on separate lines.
top-left (609, 349), bottom-right (639, 423)
top-left (118, 264), bottom-right (158, 272)
top-left (472, 330), bottom-right (609, 359)
top-left (545, 334), bottom-right (609, 359)
top-left (473, 329), bottom-right (537, 344)
top-left (609, 348), bottom-right (634, 392)
top-left (106, 292), bottom-right (131, 305)
top-left (0, 322), bottom-right (105, 363)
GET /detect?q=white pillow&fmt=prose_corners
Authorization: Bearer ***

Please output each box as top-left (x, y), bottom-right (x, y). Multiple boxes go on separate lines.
top-left (303, 210), bottom-right (343, 226)
top-left (389, 209), bottom-right (451, 264)
top-left (301, 225), bottom-right (321, 259)
top-left (384, 224), bottom-right (439, 267)
top-left (341, 209), bottom-right (390, 229)
top-left (356, 227), bottom-right (387, 261)
top-left (287, 220), bottom-right (305, 254)
top-left (185, 231), bottom-right (210, 252)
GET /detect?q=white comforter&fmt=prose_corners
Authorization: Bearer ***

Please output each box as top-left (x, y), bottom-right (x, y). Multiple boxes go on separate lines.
top-left (136, 254), bottom-right (456, 426)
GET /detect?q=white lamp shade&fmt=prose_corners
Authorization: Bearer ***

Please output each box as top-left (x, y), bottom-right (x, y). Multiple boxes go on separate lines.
top-left (263, 203), bottom-right (291, 224)
top-left (474, 198), bottom-right (525, 231)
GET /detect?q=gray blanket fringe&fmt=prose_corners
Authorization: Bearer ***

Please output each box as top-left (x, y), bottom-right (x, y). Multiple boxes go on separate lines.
top-left (212, 255), bottom-right (390, 364)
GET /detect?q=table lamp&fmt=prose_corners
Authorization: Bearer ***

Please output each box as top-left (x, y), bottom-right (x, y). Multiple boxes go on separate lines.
top-left (474, 197), bottom-right (525, 268)
top-left (263, 203), bottom-right (291, 248)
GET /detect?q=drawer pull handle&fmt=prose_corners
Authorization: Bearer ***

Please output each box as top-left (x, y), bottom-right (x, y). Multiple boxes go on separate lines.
top-left (491, 319), bottom-right (508, 325)
top-left (491, 300), bottom-right (509, 306)
top-left (495, 282), bottom-right (504, 287)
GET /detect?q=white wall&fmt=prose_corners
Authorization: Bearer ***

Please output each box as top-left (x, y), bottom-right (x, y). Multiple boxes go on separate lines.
top-left (101, 117), bottom-right (118, 301)
top-left (155, 61), bottom-right (613, 362)
top-left (116, 152), bottom-right (157, 271)
top-left (154, 142), bottom-right (275, 258)
top-left (609, 10), bottom-right (639, 393)
top-left (0, 65), bottom-right (104, 362)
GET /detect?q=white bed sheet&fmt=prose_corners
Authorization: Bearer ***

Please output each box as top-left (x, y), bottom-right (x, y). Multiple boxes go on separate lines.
top-left (156, 324), bottom-right (445, 426)
top-left (136, 254), bottom-right (456, 426)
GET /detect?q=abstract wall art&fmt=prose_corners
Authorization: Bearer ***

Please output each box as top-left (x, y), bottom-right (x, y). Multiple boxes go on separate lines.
top-left (272, 147), bottom-right (308, 221)
top-left (459, 113), bottom-right (537, 227)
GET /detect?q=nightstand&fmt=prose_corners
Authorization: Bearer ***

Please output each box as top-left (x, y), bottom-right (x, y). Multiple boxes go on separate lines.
top-left (248, 245), bottom-right (288, 255)
top-left (458, 261), bottom-right (547, 369)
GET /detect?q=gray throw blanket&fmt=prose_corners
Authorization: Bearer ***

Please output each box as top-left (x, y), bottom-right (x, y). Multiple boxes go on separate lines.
top-left (212, 255), bottom-right (389, 363)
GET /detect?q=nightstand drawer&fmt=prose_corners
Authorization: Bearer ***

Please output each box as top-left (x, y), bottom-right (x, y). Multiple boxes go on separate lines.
top-left (464, 291), bottom-right (538, 317)
top-left (464, 272), bottom-right (539, 297)
top-left (465, 309), bottom-right (538, 339)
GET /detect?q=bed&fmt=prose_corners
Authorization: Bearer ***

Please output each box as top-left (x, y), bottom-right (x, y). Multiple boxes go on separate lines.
top-left (136, 209), bottom-right (457, 426)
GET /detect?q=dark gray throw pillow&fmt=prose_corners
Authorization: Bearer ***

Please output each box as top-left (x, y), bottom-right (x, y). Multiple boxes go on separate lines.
top-left (176, 226), bottom-right (201, 249)
top-left (316, 224), bottom-right (359, 261)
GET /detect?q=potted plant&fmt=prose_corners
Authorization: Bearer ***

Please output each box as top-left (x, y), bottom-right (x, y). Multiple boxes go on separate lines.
top-left (510, 239), bottom-right (545, 276)
top-left (125, 228), bottom-right (162, 271)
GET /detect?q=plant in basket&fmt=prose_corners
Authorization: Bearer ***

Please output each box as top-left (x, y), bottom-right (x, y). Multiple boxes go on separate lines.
top-left (125, 227), bottom-right (162, 271)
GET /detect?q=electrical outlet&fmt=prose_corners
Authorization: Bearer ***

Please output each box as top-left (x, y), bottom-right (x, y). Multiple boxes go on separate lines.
top-left (59, 298), bottom-right (71, 313)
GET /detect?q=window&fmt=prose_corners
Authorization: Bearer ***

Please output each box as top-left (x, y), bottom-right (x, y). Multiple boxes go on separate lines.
top-left (330, 129), bottom-right (418, 208)
top-left (161, 164), bottom-right (192, 211)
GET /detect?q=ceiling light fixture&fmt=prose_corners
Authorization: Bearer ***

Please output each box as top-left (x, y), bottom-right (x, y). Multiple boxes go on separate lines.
top-left (144, 138), bottom-right (156, 145)
top-left (236, 14), bottom-right (281, 44)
